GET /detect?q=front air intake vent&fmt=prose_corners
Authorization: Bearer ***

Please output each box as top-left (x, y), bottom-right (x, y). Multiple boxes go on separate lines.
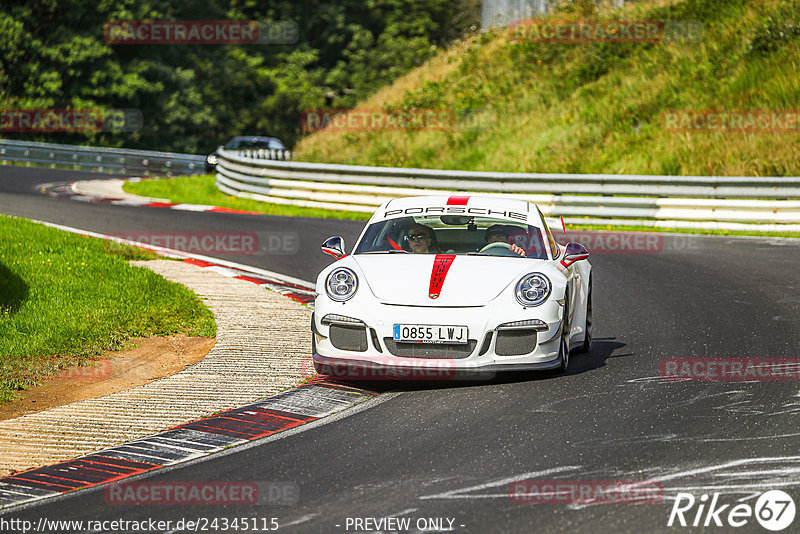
top-left (495, 330), bottom-right (536, 356)
top-left (330, 324), bottom-right (368, 352)
top-left (383, 338), bottom-right (476, 359)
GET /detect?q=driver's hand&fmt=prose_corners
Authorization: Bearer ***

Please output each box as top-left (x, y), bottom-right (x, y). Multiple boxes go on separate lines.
top-left (511, 244), bottom-right (526, 257)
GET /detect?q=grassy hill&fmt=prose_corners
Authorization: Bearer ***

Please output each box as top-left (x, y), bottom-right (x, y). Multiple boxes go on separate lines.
top-left (295, 0), bottom-right (800, 177)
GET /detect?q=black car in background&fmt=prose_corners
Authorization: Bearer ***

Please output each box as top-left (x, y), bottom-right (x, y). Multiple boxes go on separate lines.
top-left (206, 136), bottom-right (286, 173)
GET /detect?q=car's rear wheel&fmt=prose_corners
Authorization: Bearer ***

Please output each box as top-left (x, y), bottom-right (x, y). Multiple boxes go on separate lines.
top-left (576, 277), bottom-right (592, 354)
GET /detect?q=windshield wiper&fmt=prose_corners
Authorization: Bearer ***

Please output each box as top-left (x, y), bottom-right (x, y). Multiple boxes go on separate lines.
top-left (360, 250), bottom-right (409, 254)
top-left (466, 252), bottom-right (526, 257)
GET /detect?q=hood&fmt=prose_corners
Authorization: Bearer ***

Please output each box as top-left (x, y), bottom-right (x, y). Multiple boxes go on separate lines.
top-left (353, 254), bottom-right (538, 306)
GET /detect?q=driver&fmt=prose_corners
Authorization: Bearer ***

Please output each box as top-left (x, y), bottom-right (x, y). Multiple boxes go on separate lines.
top-left (485, 224), bottom-right (526, 257)
top-left (406, 223), bottom-right (437, 254)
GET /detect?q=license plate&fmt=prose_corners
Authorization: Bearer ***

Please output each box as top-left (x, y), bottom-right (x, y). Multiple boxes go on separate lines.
top-left (393, 324), bottom-right (468, 344)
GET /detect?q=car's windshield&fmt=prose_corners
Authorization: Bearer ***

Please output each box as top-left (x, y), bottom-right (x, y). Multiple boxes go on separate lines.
top-left (353, 215), bottom-right (548, 259)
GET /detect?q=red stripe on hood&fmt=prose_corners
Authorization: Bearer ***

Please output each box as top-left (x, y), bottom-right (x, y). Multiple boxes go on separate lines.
top-left (429, 254), bottom-right (456, 299)
top-left (446, 195), bottom-right (470, 205)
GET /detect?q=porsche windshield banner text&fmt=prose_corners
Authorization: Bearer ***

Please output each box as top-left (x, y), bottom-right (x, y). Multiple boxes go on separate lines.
top-left (383, 206), bottom-right (529, 222)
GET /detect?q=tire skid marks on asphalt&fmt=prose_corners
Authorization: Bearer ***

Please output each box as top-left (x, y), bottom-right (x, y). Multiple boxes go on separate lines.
top-left (280, 513), bottom-right (322, 528)
top-left (623, 377), bottom-right (800, 418)
top-left (0, 380), bottom-right (377, 511)
top-left (418, 466), bottom-right (582, 500)
top-left (576, 456), bottom-right (800, 510)
top-left (416, 457), bottom-right (800, 511)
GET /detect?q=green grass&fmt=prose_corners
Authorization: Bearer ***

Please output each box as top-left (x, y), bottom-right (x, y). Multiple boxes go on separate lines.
top-left (295, 0), bottom-right (800, 177)
top-left (124, 175), bottom-right (371, 221)
top-left (126, 0), bottom-right (800, 236)
top-left (0, 215), bottom-right (216, 404)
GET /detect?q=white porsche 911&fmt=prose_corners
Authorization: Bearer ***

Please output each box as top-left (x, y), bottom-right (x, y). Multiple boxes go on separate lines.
top-left (311, 195), bottom-right (592, 379)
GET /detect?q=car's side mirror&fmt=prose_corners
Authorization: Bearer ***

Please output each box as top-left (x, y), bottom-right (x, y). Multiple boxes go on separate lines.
top-left (560, 242), bottom-right (589, 268)
top-left (322, 236), bottom-right (346, 260)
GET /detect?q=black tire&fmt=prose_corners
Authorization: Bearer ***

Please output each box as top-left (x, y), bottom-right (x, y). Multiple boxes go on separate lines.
top-left (576, 277), bottom-right (592, 354)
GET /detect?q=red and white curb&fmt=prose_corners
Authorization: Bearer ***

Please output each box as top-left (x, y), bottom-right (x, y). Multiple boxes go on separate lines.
top-left (0, 380), bottom-right (378, 510)
top-left (39, 180), bottom-right (264, 216)
top-left (0, 219), bottom-right (382, 512)
top-left (32, 219), bottom-right (316, 306)
top-left (38, 181), bottom-right (317, 304)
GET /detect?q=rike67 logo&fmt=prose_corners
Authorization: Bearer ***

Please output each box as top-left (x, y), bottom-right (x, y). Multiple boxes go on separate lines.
top-left (668, 490), bottom-right (796, 531)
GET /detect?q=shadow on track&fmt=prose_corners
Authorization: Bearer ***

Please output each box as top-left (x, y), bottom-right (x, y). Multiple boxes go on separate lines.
top-left (321, 337), bottom-right (628, 394)
top-left (0, 262), bottom-right (28, 315)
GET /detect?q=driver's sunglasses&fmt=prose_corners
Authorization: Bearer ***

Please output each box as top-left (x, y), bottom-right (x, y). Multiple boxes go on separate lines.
top-left (407, 233), bottom-right (429, 241)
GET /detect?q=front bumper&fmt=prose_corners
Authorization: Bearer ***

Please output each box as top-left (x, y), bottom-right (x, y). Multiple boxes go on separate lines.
top-left (312, 297), bottom-right (564, 380)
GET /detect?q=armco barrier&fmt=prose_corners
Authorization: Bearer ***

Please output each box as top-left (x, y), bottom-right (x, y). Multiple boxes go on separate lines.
top-left (0, 139), bottom-right (291, 177)
top-left (0, 138), bottom-right (206, 176)
top-left (215, 149), bottom-right (800, 231)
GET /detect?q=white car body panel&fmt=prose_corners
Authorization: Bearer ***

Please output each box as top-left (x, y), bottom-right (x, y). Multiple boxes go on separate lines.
top-left (312, 195), bottom-right (592, 379)
top-left (354, 255), bottom-right (540, 307)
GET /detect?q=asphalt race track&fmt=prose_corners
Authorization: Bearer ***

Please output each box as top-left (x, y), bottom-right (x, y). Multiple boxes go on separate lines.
top-left (2, 165), bottom-right (800, 533)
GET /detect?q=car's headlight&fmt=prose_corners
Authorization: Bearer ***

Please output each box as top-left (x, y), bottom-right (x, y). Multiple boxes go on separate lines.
top-left (515, 273), bottom-right (551, 307)
top-left (206, 154), bottom-right (219, 165)
top-left (326, 268), bottom-right (358, 302)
